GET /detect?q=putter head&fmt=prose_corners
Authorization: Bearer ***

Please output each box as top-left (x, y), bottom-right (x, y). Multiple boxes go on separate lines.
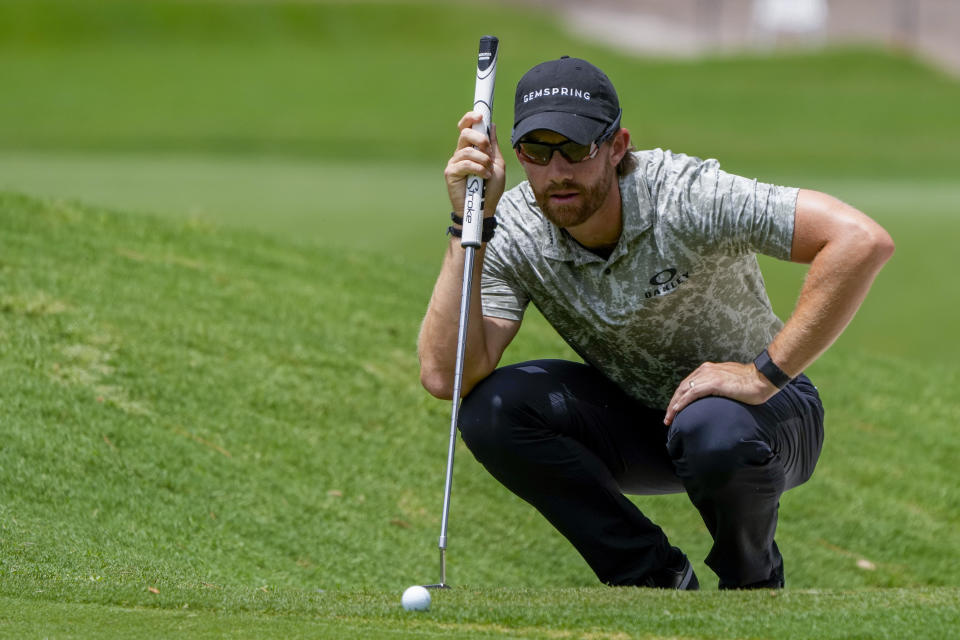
top-left (422, 583), bottom-right (450, 590)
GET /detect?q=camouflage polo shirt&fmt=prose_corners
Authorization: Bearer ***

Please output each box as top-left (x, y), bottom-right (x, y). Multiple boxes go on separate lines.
top-left (481, 148), bottom-right (799, 409)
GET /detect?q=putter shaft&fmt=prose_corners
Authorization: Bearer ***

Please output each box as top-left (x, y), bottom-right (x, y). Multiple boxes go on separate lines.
top-left (437, 245), bottom-right (477, 587)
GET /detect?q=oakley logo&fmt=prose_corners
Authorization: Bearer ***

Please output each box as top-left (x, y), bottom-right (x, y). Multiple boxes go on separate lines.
top-left (649, 269), bottom-right (677, 286)
top-left (523, 88), bottom-right (591, 103)
top-left (645, 268), bottom-right (689, 299)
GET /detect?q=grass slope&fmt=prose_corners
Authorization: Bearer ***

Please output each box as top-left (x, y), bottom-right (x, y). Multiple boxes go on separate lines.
top-left (2, 192), bottom-right (959, 638)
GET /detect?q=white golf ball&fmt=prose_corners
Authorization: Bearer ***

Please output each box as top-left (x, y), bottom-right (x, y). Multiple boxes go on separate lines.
top-left (401, 585), bottom-right (431, 611)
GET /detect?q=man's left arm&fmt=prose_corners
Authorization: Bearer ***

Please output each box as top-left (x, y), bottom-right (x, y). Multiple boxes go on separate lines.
top-left (664, 189), bottom-right (895, 425)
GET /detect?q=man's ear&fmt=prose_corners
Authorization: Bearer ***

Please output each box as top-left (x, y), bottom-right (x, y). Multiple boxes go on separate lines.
top-left (609, 128), bottom-right (630, 166)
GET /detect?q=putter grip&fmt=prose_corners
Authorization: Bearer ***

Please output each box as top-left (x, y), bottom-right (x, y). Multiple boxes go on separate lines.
top-left (462, 35), bottom-right (498, 248)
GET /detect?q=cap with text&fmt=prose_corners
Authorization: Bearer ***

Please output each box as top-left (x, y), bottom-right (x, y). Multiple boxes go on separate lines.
top-left (512, 56), bottom-right (621, 147)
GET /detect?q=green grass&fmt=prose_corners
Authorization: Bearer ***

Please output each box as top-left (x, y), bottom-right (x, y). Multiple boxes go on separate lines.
top-left (2, 191), bottom-right (959, 637)
top-left (3, 589), bottom-right (960, 639)
top-left (0, 150), bottom-right (452, 255)
top-left (2, 0), bottom-right (959, 637)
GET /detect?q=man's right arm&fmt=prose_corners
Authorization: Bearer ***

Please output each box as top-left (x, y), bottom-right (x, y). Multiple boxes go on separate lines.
top-left (418, 241), bottom-right (520, 399)
top-left (417, 112), bottom-right (519, 400)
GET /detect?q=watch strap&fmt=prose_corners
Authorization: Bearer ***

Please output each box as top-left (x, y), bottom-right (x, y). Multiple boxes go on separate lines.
top-left (753, 349), bottom-right (792, 389)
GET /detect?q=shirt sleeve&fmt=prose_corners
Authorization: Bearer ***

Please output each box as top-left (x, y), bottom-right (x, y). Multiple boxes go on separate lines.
top-left (647, 150), bottom-right (798, 261)
top-left (479, 236), bottom-right (529, 322)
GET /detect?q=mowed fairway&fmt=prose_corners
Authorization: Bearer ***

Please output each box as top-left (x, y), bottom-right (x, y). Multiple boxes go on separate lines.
top-left (2, 1), bottom-right (959, 638)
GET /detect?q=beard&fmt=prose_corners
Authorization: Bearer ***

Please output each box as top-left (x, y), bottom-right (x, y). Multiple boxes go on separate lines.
top-left (532, 160), bottom-right (617, 228)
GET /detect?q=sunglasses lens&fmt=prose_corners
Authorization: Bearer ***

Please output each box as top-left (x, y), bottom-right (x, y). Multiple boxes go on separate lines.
top-left (560, 142), bottom-right (592, 163)
top-left (518, 141), bottom-right (594, 165)
top-left (518, 142), bottom-right (553, 165)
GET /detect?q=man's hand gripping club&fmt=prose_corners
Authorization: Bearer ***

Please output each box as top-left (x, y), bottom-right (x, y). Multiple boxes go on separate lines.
top-left (445, 112), bottom-right (506, 222)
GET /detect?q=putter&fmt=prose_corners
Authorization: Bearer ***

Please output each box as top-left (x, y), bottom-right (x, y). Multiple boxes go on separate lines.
top-left (424, 35), bottom-right (499, 591)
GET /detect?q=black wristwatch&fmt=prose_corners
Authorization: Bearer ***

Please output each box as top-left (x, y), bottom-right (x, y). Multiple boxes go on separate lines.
top-left (753, 349), bottom-right (792, 389)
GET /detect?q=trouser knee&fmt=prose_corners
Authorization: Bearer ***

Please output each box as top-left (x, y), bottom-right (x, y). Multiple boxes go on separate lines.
top-left (666, 397), bottom-right (779, 487)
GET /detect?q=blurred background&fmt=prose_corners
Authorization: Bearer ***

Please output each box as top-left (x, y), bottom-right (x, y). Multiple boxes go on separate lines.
top-left (550, 0), bottom-right (960, 73)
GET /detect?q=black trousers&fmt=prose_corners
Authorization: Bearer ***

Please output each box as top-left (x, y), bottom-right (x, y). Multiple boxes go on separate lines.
top-left (458, 359), bottom-right (824, 588)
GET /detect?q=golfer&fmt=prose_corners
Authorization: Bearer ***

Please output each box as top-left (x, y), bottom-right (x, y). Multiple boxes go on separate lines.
top-left (418, 56), bottom-right (893, 589)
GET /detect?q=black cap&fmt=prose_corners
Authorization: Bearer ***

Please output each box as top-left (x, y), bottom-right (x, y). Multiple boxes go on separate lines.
top-left (512, 56), bottom-right (621, 146)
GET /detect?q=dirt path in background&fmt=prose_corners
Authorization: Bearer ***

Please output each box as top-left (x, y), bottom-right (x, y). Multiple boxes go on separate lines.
top-left (518, 0), bottom-right (960, 74)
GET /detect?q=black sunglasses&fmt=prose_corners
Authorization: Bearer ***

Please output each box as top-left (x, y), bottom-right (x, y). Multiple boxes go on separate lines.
top-left (515, 110), bottom-right (622, 166)
top-left (516, 139), bottom-right (598, 165)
